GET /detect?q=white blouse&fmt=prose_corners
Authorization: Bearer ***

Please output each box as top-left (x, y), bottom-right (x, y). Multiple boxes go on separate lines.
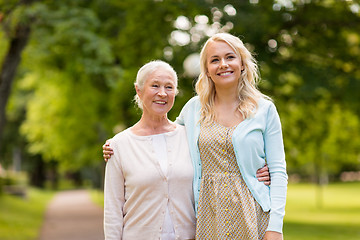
top-left (152, 134), bottom-right (175, 240)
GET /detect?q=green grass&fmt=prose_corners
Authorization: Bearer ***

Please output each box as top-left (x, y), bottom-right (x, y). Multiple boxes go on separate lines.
top-left (284, 182), bottom-right (360, 240)
top-left (90, 182), bottom-right (360, 239)
top-left (0, 188), bottom-right (54, 240)
top-left (2, 183), bottom-right (359, 239)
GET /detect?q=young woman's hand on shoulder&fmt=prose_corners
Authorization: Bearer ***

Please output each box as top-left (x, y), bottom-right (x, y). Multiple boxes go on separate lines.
top-left (102, 140), bottom-right (113, 162)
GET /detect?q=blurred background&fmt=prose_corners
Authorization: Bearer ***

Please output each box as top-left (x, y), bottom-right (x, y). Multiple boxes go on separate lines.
top-left (0, 0), bottom-right (359, 239)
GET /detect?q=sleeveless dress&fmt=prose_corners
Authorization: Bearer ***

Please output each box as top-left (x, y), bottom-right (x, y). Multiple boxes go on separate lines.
top-left (195, 121), bottom-right (269, 239)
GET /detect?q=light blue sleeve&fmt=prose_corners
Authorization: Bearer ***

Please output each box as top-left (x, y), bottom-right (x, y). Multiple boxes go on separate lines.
top-left (175, 107), bottom-right (185, 125)
top-left (264, 102), bottom-right (288, 233)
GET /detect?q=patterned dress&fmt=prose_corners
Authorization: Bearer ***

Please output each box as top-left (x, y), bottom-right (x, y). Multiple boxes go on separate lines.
top-left (195, 121), bottom-right (269, 240)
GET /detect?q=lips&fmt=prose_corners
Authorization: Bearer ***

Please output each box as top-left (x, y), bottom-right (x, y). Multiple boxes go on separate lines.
top-left (154, 100), bottom-right (166, 105)
top-left (218, 71), bottom-right (233, 76)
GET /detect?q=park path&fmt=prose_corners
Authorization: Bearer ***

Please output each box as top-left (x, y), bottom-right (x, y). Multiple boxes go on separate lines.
top-left (39, 189), bottom-right (104, 240)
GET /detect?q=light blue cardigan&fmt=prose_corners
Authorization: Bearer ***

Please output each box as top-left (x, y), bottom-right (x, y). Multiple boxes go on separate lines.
top-left (175, 96), bottom-right (288, 233)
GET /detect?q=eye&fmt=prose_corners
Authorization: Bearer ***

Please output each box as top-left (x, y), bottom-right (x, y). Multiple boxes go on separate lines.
top-left (227, 55), bottom-right (235, 60)
top-left (210, 58), bottom-right (219, 63)
top-left (152, 84), bottom-right (159, 88)
top-left (166, 85), bottom-right (173, 89)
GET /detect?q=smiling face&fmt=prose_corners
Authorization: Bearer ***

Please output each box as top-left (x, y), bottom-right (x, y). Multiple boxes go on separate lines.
top-left (136, 68), bottom-right (177, 118)
top-left (205, 40), bottom-right (244, 91)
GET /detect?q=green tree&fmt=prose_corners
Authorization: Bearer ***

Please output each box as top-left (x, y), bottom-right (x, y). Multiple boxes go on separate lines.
top-left (8, 0), bottom-right (207, 184)
top-left (1, 0), bottom-right (359, 190)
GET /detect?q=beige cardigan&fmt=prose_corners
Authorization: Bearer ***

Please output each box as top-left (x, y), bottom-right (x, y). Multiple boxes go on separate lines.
top-left (104, 125), bottom-right (196, 240)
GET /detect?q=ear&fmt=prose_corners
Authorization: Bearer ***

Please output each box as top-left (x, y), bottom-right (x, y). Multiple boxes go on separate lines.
top-left (135, 85), bottom-right (141, 97)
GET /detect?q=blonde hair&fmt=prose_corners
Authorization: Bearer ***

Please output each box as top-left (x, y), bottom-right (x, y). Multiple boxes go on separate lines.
top-left (195, 33), bottom-right (269, 125)
top-left (134, 60), bottom-right (178, 109)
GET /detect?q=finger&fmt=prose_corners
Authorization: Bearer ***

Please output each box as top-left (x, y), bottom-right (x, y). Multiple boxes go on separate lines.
top-left (103, 148), bottom-right (113, 154)
top-left (103, 150), bottom-right (113, 155)
top-left (256, 171), bottom-right (269, 178)
top-left (256, 167), bottom-right (267, 174)
top-left (264, 181), bottom-right (271, 186)
top-left (258, 165), bottom-right (269, 173)
top-left (103, 154), bottom-right (111, 161)
top-left (103, 146), bottom-right (112, 152)
top-left (257, 176), bottom-right (270, 182)
top-left (257, 177), bottom-right (271, 185)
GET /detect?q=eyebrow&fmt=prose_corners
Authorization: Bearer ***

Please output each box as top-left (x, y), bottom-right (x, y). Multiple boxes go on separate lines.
top-left (209, 52), bottom-right (236, 58)
top-left (149, 79), bottom-right (175, 85)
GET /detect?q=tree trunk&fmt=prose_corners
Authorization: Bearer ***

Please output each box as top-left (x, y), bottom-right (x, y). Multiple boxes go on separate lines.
top-left (0, 0), bottom-right (35, 150)
top-left (29, 155), bottom-right (46, 188)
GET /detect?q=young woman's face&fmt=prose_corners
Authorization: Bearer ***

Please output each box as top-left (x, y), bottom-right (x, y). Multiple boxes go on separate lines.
top-left (205, 40), bottom-right (244, 90)
top-left (137, 69), bottom-right (177, 117)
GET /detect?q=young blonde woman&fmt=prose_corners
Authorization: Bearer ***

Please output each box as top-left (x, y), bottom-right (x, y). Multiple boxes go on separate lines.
top-left (103, 33), bottom-right (284, 240)
top-left (175, 33), bottom-right (287, 240)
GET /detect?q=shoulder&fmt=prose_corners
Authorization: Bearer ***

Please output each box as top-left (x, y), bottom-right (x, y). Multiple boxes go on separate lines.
top-left (189, 95), bottom-right (200, 103)
top-left (169, 124), bottom-right (189, 145)
top-left (174, 123), bottom-right (187, 134)
top-left (181, 96), bottom-right (201, 113)
top-left (256, 98), bottom-right (283, 128)
top-left (110, 128), bottom-right (132, 147)
top-left (177, 96), bottom-right (200, 119)
top-left (258, 97), bottom-right (274, 109)
top-left (175, 123), bottom-right (186, 130)
top-left (252, 98), bottom-right (280, 120)
top-left (165, 123), bottom-right (186, 137)
top-left (257, 97), bottom-right (278, 113)
top-left (184, 96), bottom-right (200, 107)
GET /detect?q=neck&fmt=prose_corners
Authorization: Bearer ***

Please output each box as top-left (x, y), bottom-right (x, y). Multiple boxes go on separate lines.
top-left (132, 113), bottom-right (175, 136)
top-left (214, 87), bottom-right (239, 106)
top-left (213, 88), bottom-right (243, 127)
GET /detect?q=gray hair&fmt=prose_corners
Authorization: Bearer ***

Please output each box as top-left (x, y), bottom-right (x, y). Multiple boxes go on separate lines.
top-left (134, 60), bottom-right (178, 109)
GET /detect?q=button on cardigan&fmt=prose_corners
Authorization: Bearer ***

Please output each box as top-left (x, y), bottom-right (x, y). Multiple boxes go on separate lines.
top-left (104, 125), bottom-right (196, 240)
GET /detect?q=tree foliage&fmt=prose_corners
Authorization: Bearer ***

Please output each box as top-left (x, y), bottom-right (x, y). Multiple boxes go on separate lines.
top-left (0, 0), bottom-right (359, 185)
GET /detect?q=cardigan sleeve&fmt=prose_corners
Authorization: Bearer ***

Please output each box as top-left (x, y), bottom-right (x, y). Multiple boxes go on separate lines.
top-left (175, 99), bottom-right (190, 126)
top-left (264, 102), bottom-right (288, 233)
top-left (104, 139), bottom-right (125, 239)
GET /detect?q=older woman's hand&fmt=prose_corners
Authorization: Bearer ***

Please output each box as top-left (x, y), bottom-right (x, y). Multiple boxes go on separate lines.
top-left (102, 140), bottom-right (113, 162)
top-left (256, 164), bottom-right (271, 186)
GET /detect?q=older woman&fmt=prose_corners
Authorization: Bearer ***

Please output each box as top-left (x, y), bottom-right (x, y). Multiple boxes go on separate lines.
top-left (104, 60), bottom-right (196, 240)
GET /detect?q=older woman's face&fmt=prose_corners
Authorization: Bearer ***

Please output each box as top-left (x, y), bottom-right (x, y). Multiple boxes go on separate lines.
top-left (137, 69), bottom-right (177, 117)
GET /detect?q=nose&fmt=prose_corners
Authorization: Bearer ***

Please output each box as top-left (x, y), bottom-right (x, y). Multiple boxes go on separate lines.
top-left (157, 87), bottom-right (166, 97)
top-left (220, 59), bottom-right (228, 68)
